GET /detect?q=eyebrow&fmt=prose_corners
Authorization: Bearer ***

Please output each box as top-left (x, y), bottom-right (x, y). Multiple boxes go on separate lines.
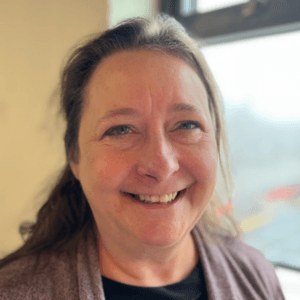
top-left (169, 103), bottom-right (202, 114)
top-left (97, 108), bottom-right (141, 126)
top-left (97, 103), bottom-right (202, 126)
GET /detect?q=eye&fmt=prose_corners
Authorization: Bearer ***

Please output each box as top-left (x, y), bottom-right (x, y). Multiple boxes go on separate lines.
top-left (177, 121), bottom-right (201, 130)
top-left (104, 125), bottom-right (132, 137)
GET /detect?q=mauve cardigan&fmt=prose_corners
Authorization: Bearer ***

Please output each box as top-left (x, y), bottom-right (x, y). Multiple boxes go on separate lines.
top-left (0, 225), bottom-right (285, 300)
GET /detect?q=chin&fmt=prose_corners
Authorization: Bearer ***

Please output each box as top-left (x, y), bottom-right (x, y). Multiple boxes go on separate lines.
top-left (136, 224), bottom-right (188, 248)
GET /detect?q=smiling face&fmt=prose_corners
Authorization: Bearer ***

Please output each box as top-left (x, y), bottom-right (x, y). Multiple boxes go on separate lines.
top-left (70, 49), bottom-right (218, 248)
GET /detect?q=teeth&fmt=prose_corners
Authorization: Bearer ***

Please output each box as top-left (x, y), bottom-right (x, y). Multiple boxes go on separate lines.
top-left (137, 192), bottom-right (179, 203)
top-left (159, 194), bottom-right (168, 203)
top-left (151, 195), bottom-right (160, 202)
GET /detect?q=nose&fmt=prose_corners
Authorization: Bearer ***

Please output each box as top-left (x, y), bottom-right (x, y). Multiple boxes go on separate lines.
top-left (136, 132), bottom-right (180, 182)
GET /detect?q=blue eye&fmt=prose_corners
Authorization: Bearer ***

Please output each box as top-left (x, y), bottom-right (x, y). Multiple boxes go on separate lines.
top-left (104, 121), bottom-right (201, 138)
top-left (105, 125), bottom-right (131, 136)
top-left (177, 121), bottom-right (201, 130)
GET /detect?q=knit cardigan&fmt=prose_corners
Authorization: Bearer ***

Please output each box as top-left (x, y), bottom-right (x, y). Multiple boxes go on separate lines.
top-left (0, 226), bottom-right (285, 300)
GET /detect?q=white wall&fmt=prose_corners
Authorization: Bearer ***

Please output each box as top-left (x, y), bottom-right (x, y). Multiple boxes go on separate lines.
top-left (0, 0), bottom-right (108, 257)
top-left (109, 0), bottom-right (158, 27)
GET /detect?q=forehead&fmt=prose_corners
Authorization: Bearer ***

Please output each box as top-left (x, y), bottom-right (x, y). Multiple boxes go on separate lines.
top-left (85, 49), bottom-right (209, 114)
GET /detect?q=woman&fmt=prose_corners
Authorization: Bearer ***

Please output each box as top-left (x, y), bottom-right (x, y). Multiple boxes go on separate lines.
top-left (0, 15), bottom-right (284, 299)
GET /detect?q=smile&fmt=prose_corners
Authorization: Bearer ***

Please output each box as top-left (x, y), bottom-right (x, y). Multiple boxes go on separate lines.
top-left (122, 190), bottom-right (184, 204)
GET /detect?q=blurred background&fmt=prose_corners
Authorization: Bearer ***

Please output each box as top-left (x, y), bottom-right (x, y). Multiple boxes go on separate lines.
top-left (1, 0), bottom-right (299, 298)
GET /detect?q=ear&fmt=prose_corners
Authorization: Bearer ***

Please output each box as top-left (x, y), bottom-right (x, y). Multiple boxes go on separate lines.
top-left (70, 161), bottom-right (80, 181)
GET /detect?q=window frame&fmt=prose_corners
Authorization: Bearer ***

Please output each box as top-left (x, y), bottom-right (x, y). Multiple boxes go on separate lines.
top-left (160, 0), bottom-right (300, 45)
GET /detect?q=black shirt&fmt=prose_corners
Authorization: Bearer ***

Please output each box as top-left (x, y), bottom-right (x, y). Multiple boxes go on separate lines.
top-left (102, 260), bottom-right (208, 300)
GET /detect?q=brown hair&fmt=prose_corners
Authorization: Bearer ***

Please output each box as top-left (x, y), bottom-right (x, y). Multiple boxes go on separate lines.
top-left (0, 15), bottom-right (240, 269)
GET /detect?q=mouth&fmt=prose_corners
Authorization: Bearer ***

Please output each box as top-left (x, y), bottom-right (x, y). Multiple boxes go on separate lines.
top-left (121, 189), bottom-right (186, 205)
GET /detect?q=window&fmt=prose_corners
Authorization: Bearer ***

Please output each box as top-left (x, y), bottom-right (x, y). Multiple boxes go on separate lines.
top-left (197, 0), bottom-right (248, 13)
top-left (201, 31), bottom-right (300, 270)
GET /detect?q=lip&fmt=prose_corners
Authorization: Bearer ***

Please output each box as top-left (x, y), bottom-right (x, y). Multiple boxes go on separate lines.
top-left (121, 188), bottom-right (187, 209)
top-left (121, 190), bottom-right (182, 197)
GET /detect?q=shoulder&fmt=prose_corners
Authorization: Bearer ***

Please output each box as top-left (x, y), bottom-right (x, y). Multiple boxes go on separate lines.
top-left (0, 255), bottom-right (45, 299)
top-left (194, 227), bottom-right (274, 272)
top-left (192, 227), bottom-right (285, 299)
top-left (0, 251), bottom-right (78, 300)
top-left (196, 227), bottom-right (276, 277)
top-left (220, 235), bottom-right (273, 270)
top-left (213, 234), bottom-right (284, 298)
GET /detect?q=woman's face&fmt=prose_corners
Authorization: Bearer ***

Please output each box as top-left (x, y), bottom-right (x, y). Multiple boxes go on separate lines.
top-left (70, 50), bottom-right (218, 248)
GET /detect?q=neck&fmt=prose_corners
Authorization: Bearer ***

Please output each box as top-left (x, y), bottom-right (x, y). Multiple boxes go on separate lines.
top-left (97, 231), bottom-right (198, 287)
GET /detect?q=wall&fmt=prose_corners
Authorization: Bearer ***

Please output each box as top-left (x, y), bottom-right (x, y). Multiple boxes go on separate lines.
top-left (0, 0), bottom-right (108, 257)
top-left (109, 0), bottom-right (158, 26)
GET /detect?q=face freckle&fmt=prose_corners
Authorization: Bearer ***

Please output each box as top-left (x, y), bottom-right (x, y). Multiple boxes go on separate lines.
top-left (70, 49), bottom-right (218, 248)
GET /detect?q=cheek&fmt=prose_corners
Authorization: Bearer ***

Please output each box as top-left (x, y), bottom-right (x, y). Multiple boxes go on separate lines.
top-left (183, 138), bottom-right (218, 183)
top-left (83, 147), bottom-right (135, 188)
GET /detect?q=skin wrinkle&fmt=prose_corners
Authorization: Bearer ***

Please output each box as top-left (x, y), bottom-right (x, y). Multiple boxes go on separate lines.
top-left (70, 49), bottom-right (217, 287)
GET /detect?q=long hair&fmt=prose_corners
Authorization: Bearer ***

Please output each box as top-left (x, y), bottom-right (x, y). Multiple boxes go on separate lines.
top-left (0, 15), bottom-right (240, 269)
